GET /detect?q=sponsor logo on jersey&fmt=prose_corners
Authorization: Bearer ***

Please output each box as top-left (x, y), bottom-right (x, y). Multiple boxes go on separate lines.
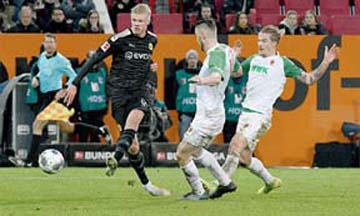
top-left (124, 51), bottom-right (151, 60)
top-left (148, 43), bottom-right (153, 51)
top-left (100, 41), bottom-right (111, 52)
top-left (251, 65), bottom-right (269, 74)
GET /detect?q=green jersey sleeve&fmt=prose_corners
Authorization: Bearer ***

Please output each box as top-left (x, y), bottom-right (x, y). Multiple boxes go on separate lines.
top-left (282, 56), bottom-right (303, 78)
top-left (208, 49), bottom-right (226, 77)
top-left (240, 55), bottom-right (255, 75)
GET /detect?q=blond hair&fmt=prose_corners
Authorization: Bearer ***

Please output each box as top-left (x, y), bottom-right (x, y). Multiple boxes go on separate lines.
top-left (131, 3), bottom-right (151, 22)
top-left (260, 25), bottom-right (281, 44)
top-left (44, 33), bottom-right (56, 41)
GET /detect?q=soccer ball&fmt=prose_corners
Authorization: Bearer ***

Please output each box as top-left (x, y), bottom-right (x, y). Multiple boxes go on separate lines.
top-left (38, 149), bottom-right (65, 174)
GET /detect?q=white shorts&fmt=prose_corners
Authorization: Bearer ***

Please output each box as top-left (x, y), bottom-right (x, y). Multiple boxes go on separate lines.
top-left (183, 106), bottom-right (225, 147)
top-left (236, 111), bottom-right (272, 151)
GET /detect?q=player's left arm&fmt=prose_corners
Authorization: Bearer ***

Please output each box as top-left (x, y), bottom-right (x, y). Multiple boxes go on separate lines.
top-left (295, 44), bottom-right (338, 85)
top-left (189, 49), bottom-right (225, 86)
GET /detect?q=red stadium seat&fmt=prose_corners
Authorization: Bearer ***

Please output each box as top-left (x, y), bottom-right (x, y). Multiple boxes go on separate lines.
top-left (319, 0), bottom-right (351, 16)
top-left (214, 0), bottom-right (225, 13)
top-left (225, 13), bottom-right (236, 32)
top-left (258, 14), bottom-right (284, 26)
top-left (330, 15), bottom-right (360, 34)
top-left (254, 0), bottom-right (281, 14)
top-left (152, 13), bottom-right (183, 33)
top-left (318, 15), bottom-right (330, 29)
top-left (355, 0), bottom-right (360, 15)
top-left (116, 13), bottom-right (131, 33)
top-left (186, 12), bottom-right (198, 32)
top-left (284, 0), bottom-right (315, 15)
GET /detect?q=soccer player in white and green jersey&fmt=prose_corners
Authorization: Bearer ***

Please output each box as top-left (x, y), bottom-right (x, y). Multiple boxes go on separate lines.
top-left (175, 19), bottom-right (238, 200)
top-left (222, 25), bottom-right (338, 194)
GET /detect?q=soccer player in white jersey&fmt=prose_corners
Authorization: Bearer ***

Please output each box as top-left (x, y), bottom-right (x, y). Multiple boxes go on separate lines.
top-left (175, 19), bottom-right (238, 200)
top-left (222, 25), bottom-right (338, 194)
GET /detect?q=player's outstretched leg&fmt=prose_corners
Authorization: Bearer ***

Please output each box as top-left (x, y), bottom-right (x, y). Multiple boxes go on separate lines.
top-left (195, 149), bottom-right (237, 199)
top-left (180, 160), bottom-right (209, 200)
top-left (247, 157), bottom-right (282, 194)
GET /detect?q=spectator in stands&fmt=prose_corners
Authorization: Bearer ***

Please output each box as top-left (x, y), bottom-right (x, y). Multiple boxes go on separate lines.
top-left (0, 0), bottom-right (15, 29)
top-left (78, 10), bottom-right (104, 33)
top-left (300, 9), bottom-right (328, 35)
top-left (220, 0), bottom-right (243, 27)
top-left (34, 0), bottom-right (61, 30)
top-left (109, 0), bottom-right (136, 28)
top-left (228, 11), bottom-right (257, 34)
top-left (0, 59), bottom-right (8, 83)
top-left (175, 49), bottom-right (200, 140)
top-left (279, 10), bottom-right (302, 35)
top-left (192, 3), bottom-right (220, 32)
top-left (61, 0), bottom-right (95, 26)
top-left (6, 6), bottom-right (40, 33)
top-left (44, 7), bottom-right (73, 33)
top-left (75, 50), bottom-right (108, 142)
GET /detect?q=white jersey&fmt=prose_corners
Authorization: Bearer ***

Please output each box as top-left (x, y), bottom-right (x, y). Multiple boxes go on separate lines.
top-left (241, 54), bottom-right (302, 116)
top-left (196, 43), bottom-right (236, 111)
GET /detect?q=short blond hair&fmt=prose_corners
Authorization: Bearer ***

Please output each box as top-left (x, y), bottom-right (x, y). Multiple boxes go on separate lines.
top-left (44, 33), bottom-right (56, 41)
top-left (260, 25), bottom-right (281, 44)
top-left (131, 3), bottom-right (151, 22)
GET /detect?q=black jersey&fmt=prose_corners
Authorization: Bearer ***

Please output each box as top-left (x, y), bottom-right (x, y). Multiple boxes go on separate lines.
top-left (73, 28), bottom-right (157, 95)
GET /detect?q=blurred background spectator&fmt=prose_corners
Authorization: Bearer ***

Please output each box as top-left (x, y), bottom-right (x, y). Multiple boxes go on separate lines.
top-left (300, 9), bottom-right (328, 35)
top-left (279, 10), bottom-right (302, 35)
top-left (78, 9), bottom-right (104, 33)
top-left (6, 5), bottom-right (40, 32)
top-left (175, 49), bottom-right (200, 140)
top-left (44, 7), bottom-right (73, 33)
top-left (61, 0), bottom-right (94, 30)
top-left (34, 0), bottom-right (62, 31)
top-left (109, 0), bottom-right (135, 28)
top-left (228, 11), bottom-right (257, 34)
top-left (75, 50), bottom-right (108, 142)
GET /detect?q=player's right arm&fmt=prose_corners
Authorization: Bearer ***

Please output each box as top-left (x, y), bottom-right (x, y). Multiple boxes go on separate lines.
top-left (64, 35), bottom-right (119, 105)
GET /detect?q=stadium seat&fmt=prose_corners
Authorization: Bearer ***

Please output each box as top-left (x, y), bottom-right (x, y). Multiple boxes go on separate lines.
top-left (330, 15), bottom-right (360, 34)
top-left (214, 0), bottom-right (224, 13)
top-left (152, 13), bottom-right (183, 33)
top-left (116, 13), bottom-right (131, 32)
top-left (186, 12), bottom-right (198, 32)
top-left (318, 15), bottom-right (330, 29)
top-left (254, 0), bottom-right (281, 14)
top-left (319, 0), bottom-right (351, 16)
top-left (284, 0), bottom-right (315, 15)
top-left (258, 14), bottom-right (284, 26)
top-left (355, 0), bottom-right (360, 15)
top-left (225, 13), bottom-right (236, 32)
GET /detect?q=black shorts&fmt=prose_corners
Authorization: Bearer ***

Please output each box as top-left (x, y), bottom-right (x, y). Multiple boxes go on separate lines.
top-left (111, 91), bottom-right (153, 128)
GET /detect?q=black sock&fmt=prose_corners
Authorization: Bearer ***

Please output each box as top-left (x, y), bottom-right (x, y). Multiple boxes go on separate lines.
top-left (116, 129), bottom-right (136, 151)
top-left (128, 152), bottom-right (149, 185)
top-left (26, 135), bottom-right (41, 164)
top-left (114, 148), bottom-right (124, 162)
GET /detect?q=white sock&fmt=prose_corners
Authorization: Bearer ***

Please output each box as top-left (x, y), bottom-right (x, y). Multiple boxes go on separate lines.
top-left (196, 149), bottom-right (231, 186)
top-left (222, 152), bottom-right (240, 178)
top-left (182, 160), bottom-right (205, 195)
top-left (143, 181), bottom-right (154, 191)
top-left (247, 157), bottom-right (274, 185)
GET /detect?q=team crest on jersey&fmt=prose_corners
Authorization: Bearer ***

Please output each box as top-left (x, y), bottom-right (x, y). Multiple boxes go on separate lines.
top-left (101, 41), bottom-right (111, 52)
top-left (148, 43), bottom-right (153, 51)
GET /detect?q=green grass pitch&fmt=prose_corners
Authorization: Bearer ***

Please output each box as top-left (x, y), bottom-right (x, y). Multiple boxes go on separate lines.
top-left (1, 168), bottom-right (360, 216)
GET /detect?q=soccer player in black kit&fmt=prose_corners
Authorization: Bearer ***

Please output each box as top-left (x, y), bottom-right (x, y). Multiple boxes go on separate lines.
top-left (64, 4), bottom-right (170, 196)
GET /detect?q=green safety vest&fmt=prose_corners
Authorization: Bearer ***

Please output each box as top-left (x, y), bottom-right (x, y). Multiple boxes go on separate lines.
top-left (25, 62), bottom-right (39, 105)
top-left (175, 69), bottom-right (197, 113)
top-left (224, 76), bottom-right (247, 122)
top-left (78, 67), bottom-right (107, 112)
